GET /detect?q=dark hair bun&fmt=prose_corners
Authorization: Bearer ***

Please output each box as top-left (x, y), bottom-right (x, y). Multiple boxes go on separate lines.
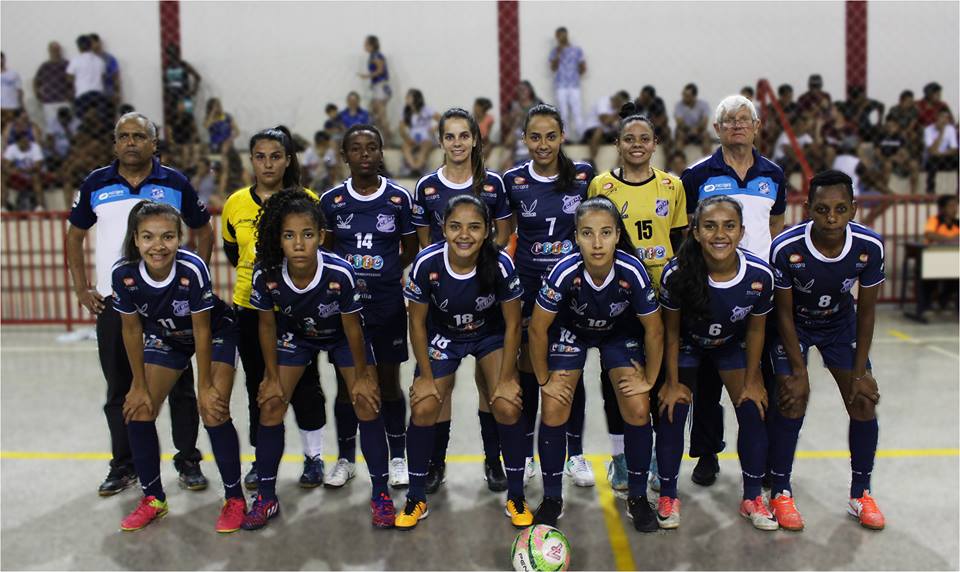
top-left (619, 101), bottom-right (638, 119)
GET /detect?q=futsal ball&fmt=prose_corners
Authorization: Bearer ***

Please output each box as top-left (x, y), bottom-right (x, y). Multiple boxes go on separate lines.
top-left (511, 525), bottom-right (571, 571)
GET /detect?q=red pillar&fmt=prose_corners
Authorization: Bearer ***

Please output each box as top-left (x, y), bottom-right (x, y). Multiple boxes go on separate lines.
top-left (159, 1), bottom-right (181, 122)
top-left (846, 1), bottom-right (867, 97)
top-left (498, 1), bottom-right (519, 141)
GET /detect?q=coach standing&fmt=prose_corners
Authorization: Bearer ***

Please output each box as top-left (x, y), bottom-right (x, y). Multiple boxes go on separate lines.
top-left (66, 112), bottom-right (213, 495)
top-left (680, 95), bottom-right (786, 485)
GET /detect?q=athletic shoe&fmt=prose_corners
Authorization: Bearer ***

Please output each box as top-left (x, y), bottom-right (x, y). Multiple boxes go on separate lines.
top-left (215, 497), bottom-right (247, 533)
top-left (607, 454), bottom-right (628, 492)
top-left (299, 455), bottom-right (324, 488)
top-left (770, 491), bottom-right (805, 531)
top-left (389, 458), bottom-right (409, 488)
top-left (175, 459), bottom-right (209, 491)
top-left (649, 454), bottom-right (661, 493)
top-left (243, 463), bottom-right (258, 491)
top-left (691, 454), bottom-right (719, 487)
top-left (120, 496), bottom-right (169, 531)
top-left (99, 466), bottom-right (137, 497)
top-left (739, 496), bottom-right (779, 531)
top-left (324, 458), bottom-right (356, 489)
top-left (424, 461), bottom-right (446, 494)
top-left (848, 491), bottom-right (885, 530)
top-left (533, 496), bottom-right (564, 527)
top-left (564, 454), bottom-right (596, 487)
top-left (370, 492), bottom-right (396, 528)
top-left (657, 496), bottom-right (681, 529)
top-left (241, 495), bottom-right (280, 530)
top-left (395, 498), bottom-right (429, 530)
top-left (523, 457), bottom-right (538, 485)
top-left (626, 496), bottom-right (658, 532)
top-left (505, 496), bottom-right (533, 528)
top-left (484, 458), bottom-right (508, 492)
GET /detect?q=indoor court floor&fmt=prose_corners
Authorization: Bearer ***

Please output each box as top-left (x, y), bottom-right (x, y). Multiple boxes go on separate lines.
top-left (1, 307), bottom-right (958, 571)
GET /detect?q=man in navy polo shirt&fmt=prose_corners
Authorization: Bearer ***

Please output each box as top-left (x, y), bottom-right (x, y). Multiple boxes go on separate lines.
top-left (66, 112), bottom-right (214, 496)
top-left (680, 94), bottom-right (786, 487)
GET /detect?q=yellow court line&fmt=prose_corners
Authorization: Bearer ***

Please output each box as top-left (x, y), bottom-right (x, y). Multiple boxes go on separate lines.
top-left (887, 329), bottom-right (914, 341)
top-left (590, 458), bottom-right (636, 572)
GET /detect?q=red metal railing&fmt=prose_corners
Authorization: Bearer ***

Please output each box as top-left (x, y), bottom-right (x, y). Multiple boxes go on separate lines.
top-left (756, 78), bottom-right (813, 195)
top-left (0, 196), bottom-right (939, 328)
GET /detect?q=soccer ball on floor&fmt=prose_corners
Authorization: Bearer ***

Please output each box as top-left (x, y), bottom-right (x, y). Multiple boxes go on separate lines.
top-left (511, 525), bottom-right (571, 571)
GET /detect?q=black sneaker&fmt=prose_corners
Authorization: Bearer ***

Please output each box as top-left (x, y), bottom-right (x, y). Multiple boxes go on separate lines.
top-left (98, 466), bottom-right (137, 496)
top-left (244, 463), bottom-right (258, 491)
top-left (626, 496), bottom-right (658, 532)
top-left (424, 461), bottom-right (446, 494)
top-left (533, 496), bottom-right (564, 527)
top-left (484, 458), bottom-right (508, 492)
top-left (691, 454), bottom-right (719, 487)
top-left (299, 455), bottom-right (324, 488)
top-left (175, 458), bottom-right (209, 491)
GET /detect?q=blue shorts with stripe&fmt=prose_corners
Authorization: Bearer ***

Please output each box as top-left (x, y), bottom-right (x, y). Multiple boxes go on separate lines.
top-left (767, 314), bottom-right (871, 374)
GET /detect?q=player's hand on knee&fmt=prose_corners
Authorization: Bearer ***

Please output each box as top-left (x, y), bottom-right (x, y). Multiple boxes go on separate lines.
top-left (200, 385), bottom-right (229, 425)
top-left (76, 288), bottom-right (105, 315)
top-left (350, 369), bottom-right (381, 415)
top-left (736, 382), bottom-right (768, 421)
top-left (657, 382), bottom-right (693, 423)
top-left (541, 372), bottom-right (574, 406)
top-left (618, 359), bottom-right (654, 396)
top-left (410, 376), bottom-right (442, 408)
top-left (257, 376), bottom-right (286, 408)
top-left (489, 377), bottom-right (523, 411)
top-left (778, 372), bottom-right (810, 416)
top-left (123, 386), bottom-right (154, 423)
top-left (847, 372), bottom-right (880, 407)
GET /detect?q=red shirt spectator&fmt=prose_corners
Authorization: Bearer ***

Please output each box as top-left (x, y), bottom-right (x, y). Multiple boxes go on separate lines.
top-left (917, 82), bottom-right (954, 127)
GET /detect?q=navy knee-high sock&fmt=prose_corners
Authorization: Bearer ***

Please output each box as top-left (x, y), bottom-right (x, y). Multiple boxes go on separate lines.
top-left (539, 422), bottom-right (567, 498)
top-left (205, 420), bottom-right (243, 499)
top-left (656, 404), bottom-right (689, 499)
top-left (566, 379), bottom-right (585, 457)
top-left (734, 402), bottom-right (768, 500)
top-left (623, 421), bottom-right (653, 498)
top-left (849, 418), bottom-right (879, 498)
top-left (497, 420), bottom-right (528, 498)
top-left (519, 371), bottom-right (539, 457)
top-left (256, 423), bottom-right (285, 500)
top-left (334, 401), bottom-right (358, 462)
top-left (128, 420), bottom-right (165, 501)
top-left (768, 409), bottom-right (804, 495)
top-left (479, 410), bottom-right (502, 462)
top-left (382, 399), bottom-right (407, 460)
top-left (431, 420), bottom-right (451, 466)
top-left (358, 416), bottom-right (390, 499)
top-left (406, 422), bottom-right (436, 501)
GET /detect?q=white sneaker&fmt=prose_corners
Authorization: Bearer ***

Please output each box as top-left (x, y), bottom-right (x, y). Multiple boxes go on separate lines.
top-left (523, 457), bottom-right (537, 485)
top-left (563, 454), bottom-right (595, 487)
top-left (389, 457), bottom-right (409, 488)
top-left (739, 496), bottom-right (779, 531)
top-left (324, 458), bottom-right (356, 488)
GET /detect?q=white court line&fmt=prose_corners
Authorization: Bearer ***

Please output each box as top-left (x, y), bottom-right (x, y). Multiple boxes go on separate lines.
top-left (2, 346), bottom-right (98, 352)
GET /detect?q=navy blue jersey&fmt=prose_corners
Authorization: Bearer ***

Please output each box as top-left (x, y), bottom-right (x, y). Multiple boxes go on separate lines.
top-left (504, 160), bottom-right (595, 281)
top-left (536, 251), bottom-right (659, 344)
top-left (319, 177), bottom-right (415, 313)
top-left (112, 249), bottom-right (228, 340)
top-left (403, 242), bottom-right (523, 341)
top-left (413, 168), bottom-right (511, 244)
top-left (660, 249), bottom-right (775, 348)
top-left (770, 221), bottom-right (884, 330)
top-left (250, 250), bottom-right (362, 345)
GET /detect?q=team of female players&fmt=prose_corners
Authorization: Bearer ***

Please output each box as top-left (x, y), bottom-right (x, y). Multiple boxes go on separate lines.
top-left (112, 99), bottom-right (886, 535)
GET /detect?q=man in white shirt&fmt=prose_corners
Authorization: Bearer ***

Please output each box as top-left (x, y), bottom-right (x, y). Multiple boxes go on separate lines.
top-left (2, 132), bottom-right (45, 210)
top-left (924, 109), bottom-right (959, 194)
top-left (582, 90), bottom-right (630, 166)
top-left (1, 52), bottom-right (24, 131)
top-left (66, 35), bottom-right (107, 134)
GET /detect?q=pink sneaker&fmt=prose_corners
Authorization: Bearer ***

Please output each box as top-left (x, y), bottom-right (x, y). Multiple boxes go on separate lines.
top-left (739, 496), bottom-right (778, 531)
top-left (120, 496), bottom-right (169, 531)
top-left (215, 497), bottom-right (247, 533)
top-left (848, 491), bottom-right (885, 530)
top-left (371, 492), bottom-right (396, 528)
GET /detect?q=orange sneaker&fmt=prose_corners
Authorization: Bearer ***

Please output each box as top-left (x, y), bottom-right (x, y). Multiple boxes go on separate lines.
top-left (770, 491), bottom-right (804, 531)
top-left (848, 491), bottom-right (885, 530)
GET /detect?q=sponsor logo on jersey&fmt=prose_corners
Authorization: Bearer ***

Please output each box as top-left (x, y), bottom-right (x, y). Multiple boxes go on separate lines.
top-left (859, 253), bottom-right (869, 263)
top-left (475, 293), bottom-right (496, 312)
top-left (619, 202), bottom-right (629, 219)
top-left (576, 172), bottom-right (588, 180)
top-left (645, 288), bottom-right (656, 303)
top-left (433, 212), bottom-right (444, 227)
top-left (202, 290), bottom-right (213, 301)
top-left (97, 189), bottom-right (126, 201)
top-left (508, 276), bottom-right (521, 291)
top-left (603, 182), bottom-right (614, 190)
top-left (618, 279), bottom-right (631, 290)
top-left (562, 195), bottom-right (581, 214)
top-left (655, 199), bottom-right (669, 217)
top-left (514, 176), bottom-right (527, 185)
top-left (405, 277), bottom-right (422, 296)
top-left (390, 195), bottom-right (403, 204)
top-left (347, 254), bottom-right (384, 271)
top-left (180, 277), bottom-right (190, 287)
top-left (793, 277), bottom-right (814, 293)
top-left (483, 184), bottom-right (495, 192)
top-left (637, 246), bottom-right (666, 260)
top-left (729, 305), bottom-right (752, 322)
top-left (376, 214), bottom-right (396, 233)
top-left (434, 297), bottom-right (449, 312)
top-left (520, 200), bottom-right (538, 218)
top-left (661, 178), bottom-right (673, 186)
top-left (789, 254), bottom-right (803, 264)
top-left (328, 281), bottom-right (341, 292)
top-left (427, 347), bottom-right (449, 361)
top-left (609, 301), bottom-right (630, 316)
top-left (355, 278), bottom-right (367, 293)
top-left (751, 281), bottom-right (764, 291)
top-left (266, 281), bottom-right (278, 291)
top-left (150, 187), bottom-right (165, 201)
top-left (123, 277), bottom-right (136, 287)
top-left (336, 214), bottom-right (354, 229)
top-left (429, 272), bottom-right (440, 284)
top-left (570, 301), bottom-right (588, 315)
top-left (550, 343), bottom-right (581, 354)
top-left (531, 240), bottom-right (574, 256)
top-left (317, 301), bottom-right (340, 318)
top-left (539, 284), bottom-right (562, 303)
top-left (702, 182), bottom-right (733, 193)
top-left (625, 338), bottom-right (640, 349)
top-left (424, 187), bottom-right (437, 196)
top-left (333, 194), bottom-right (344, 204)
top-left (172, 299), bottom-right (190, 316)
top-left (758, 181), bottom-right (770, 195)
top-left (572, 276), bottom-right (582, 288)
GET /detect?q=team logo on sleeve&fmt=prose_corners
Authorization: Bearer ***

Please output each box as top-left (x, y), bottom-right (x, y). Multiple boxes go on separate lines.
top-left (317, 301), bottom-right (341, 318)
top-left (655, 199), bottom-right (669, 217)
top-left (520, 200), bottom-right (538, 218)
top-left (202, 290), bottom-right (213, 301)
top-left (540, 285), bottom-right (562, 302)
top-left (645, 289), bottom-right (656, 303)
top-left (405, 277), bottom-right (422, 296)
top-left (609, 301), bottom-right (630, 316)
top-left (475, 294), bottom-right (496, 312)
top-left (562, 195), bottom-right (582, 214)
top-left (172, 300), bottom-right (190, 316)
top-left (508, 276), bottom-right (521, 291)
top-left (729, 305), bottom-right (752, 322)
top-left (412, 204), bottom-right (424, 215)
top-left (336, 214), bottom-right (354, 229)
top-left (376, 214), bottom-right (396, 232)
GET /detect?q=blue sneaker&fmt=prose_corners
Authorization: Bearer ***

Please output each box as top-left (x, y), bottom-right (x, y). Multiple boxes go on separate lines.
top-left (607, 453), bottom-right (628, 492)
top-left (241, 495), bottom-right (280, 531)
top-left (299, 455), bottom-right (324, 488)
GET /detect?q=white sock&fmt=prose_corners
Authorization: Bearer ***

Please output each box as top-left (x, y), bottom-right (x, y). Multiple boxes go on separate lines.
top-left (299, 427), bottom-right (325, 458)
top-left (609, 433), bottom-right (624, 457)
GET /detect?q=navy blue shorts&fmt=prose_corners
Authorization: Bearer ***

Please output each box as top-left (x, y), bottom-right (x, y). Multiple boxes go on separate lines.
top-left (276, 331), bottom-right (377, 368)
top-left (415, 332), bottom-right (504, 378)
top-left (143, 324), bottom-right (238, 370)
top-left (364, 306), bottom-right (409, 363)
top-left (768, 315), bottom-right (871, 374)
top-left (679, 339), bottom-right (746, 371)
top-left (547, 326), bottom-right (646, 372)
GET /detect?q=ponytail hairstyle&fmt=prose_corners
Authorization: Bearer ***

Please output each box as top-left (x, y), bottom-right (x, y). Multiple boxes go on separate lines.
top-left (254, 188), bottom-right (326, 279)
top-left (403, 88), bottom-right (425, 127)
top-left (670, 196), bottom-right (744, 322)
top-left (122, 200), bottom-right (183, 263)
top-left (443, 194), bottom-right (500, 295)
top-left (523, 103), bottom-right (575, 192)
top-left (575, 196), bottom-right (635, 255)
top-left (437, 107), bottom-right (486, 197)
top-left (617, 101), bottom-right (658, 141)
top-left (341, 123), bottom-right (385, 175)
top-left (249, 125), bottom-right (301, 189)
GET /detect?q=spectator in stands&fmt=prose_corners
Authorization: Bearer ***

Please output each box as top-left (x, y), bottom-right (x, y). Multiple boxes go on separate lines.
top-left (667, 149), bottom-right (687, 176)
top-left (399, 88), bottom-right (438, 177)
top-left (33, 42), bottom-right (72, 127)
top-left (797, 73), bottom-right (832, 120)
top-left (500, 80), bottom-right (542, 170)
top-left (921, 194), bottom-right (959, 313)
top-left (204, 97), bottom-right (237, 155)
top-left (67, 35), bottom-right (108, 136)
top-left (843, 85), bottom-right (885, 142)
top-left (3, 108), bottom-right (42, 148)
top-left (2, 131), bottom-right (46, 211)
top-left (163, 44), bottom-right (202, 119)
top-left (301, 129), bottom-right (340, 191)
top-left (833, 142), bottom-right (894, 225)
top-left (821, 101), bottom-right (859, 169)
top-left (339, 91), bottom-right (370, 130)
top-left (192, 156), bottom-right (223, 208)
top-left (674, 83), bottom-right (712, 157)
top-left (359, 35), bottom-right (392, 145)
top-left (773, 112), bottom-right (816, 176)
top-left (778, 84), bottom-right (798, 119)
top-left (918, 82), bottom-right (954, 127)
top-left (762, 83), bottom-right (798, 157)
top-left (740, 85), bottom-right (755, 102)
top-left (473, 97), bottom-right (495, 161)
top-left (89, 33), bottom-right (121, 107)
top-left (164, 97), bottom-right (199, 174)
top-left (875, 116), bottom-right (920, 194)
top-left (1, 52), bottom-right (25, 132)
top-left (887, 89), bottom-right (922, 155)
top-left (324, 103), bottom-right (346, 143)
top-left (549, 26), bottom-right (586, 140)
top-left (634, 85), bottom-right (670, 152)
top-left (217, 145), bottom-right (250, 200)
top-left (923, 109), bottom-right (959, 194)
top-left (44, 105), bottom-right (78, 172)
top-left (582, 90), bottom-right (630, 166)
